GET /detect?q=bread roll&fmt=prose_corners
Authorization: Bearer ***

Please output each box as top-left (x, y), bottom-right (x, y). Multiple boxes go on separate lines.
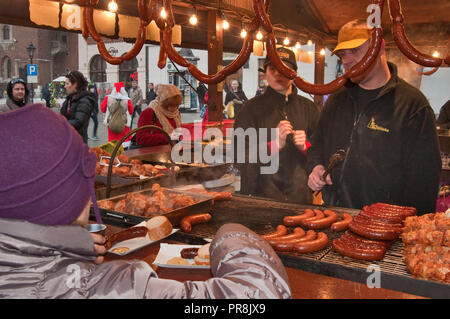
top-left (146, 216), bottom-right (173, 241)
top-left (167, 257), bottom-right (191, 265)
top-left (194, 243), bottom-right (210, 265)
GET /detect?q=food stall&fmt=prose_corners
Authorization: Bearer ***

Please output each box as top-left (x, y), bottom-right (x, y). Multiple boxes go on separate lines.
top-left (0, 0), bottom-right (449, 300)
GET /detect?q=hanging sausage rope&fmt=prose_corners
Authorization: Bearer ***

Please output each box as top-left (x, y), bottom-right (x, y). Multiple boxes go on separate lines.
top-left (81, 0), bottom-right (450, 94)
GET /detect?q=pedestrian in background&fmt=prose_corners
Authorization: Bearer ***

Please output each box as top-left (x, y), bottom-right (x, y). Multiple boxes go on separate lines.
top-left (60, 71), bottom-right (95, 143)
top-left (129, 80), bottom-right (144, 129)
top-left (41, 83), bottom-right (51, 108)
top-left (0, 78), bottom-right (32, 113)
top-left (146, 82), bottom-right (156, 104)
top-left (88, 83), bottom-right (100, 140)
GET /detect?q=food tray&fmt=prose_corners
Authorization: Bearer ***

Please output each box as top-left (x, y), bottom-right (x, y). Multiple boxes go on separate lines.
top-left (93, 187), bottom-right (214, 227)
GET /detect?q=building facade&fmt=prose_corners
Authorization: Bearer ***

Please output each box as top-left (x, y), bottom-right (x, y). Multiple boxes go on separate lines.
top-left (0, 24), bottom-right (78, 98)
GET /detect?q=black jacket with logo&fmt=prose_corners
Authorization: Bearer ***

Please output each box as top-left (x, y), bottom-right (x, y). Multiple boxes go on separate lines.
top-left (60, 90), bottom-right (95, 143)
top-left (233, 85), bottom-right (320, 204)
top-left (306, 63), bottom-right (441, 215)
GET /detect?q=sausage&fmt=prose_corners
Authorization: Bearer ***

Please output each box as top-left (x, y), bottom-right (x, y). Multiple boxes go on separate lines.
top-left (294, 76), bottom-right (348, 96)
top-left (212, 192), bottom-right (233, 201)
top-left (332, 238), bottom-right (386, 261)
top-left (180, 248), bottom-right (199, 259)
top-left (267, 227), bottom-right (306, 245)
top-left (303, 209), bottom-right (338, 230)
top-left (372, 202), bottom-right (417, 216)
top-left (260, 225), bottom-right (288, 240)
top-left (105, 226), bottom-right (148, 250)
top-left (294, 232), bottom-right (328, 254)
top-left (300, 209), bottom-right (325, 227)
top-left (331, 213), bottom-right (353, 232)
top-left (180, 213), bottom-right (212, 233)
top-left (272, 230), bottom-right (317, 252)
top-left (340, 231), bottom-right (390, 249)
top-left (348, 220), bottom-right (402, 240)
top-left (353, 214), bottom-right (402, 229)
top-left (283, 209), bottom-right (315, 226)
top-left (389, 0), bottom-right (443, 68)
top-left (359, 209), bottom-right (403, 224)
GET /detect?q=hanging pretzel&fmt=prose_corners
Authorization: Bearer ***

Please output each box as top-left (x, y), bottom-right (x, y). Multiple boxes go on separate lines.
top-left (156, 0), bottom-right (263, 84)
top-left (389, 0), bottom-right (450, 67)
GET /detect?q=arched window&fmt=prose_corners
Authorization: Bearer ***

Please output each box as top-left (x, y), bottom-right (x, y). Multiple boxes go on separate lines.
top-left (2, 56), bottom-right (11, 79)
top-left (89, 54), bottom-right (106, 83)
top-left (119, 57), bottom-right (138, 90)
top-left (3, 25), bottom-right (10, 40)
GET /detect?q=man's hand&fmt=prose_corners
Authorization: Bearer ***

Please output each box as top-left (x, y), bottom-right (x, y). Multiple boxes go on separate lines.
top-left (308, 165), bottom-right (333, 191)
top-left (292, 130), bottom-right (306, 152)
top-left (276, 120), bottom-right (293, 151)
top-left (91, 233), bottom-right (107, 265)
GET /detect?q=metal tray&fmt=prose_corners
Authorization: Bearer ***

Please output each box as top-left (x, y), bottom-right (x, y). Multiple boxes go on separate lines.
top-left (93, 187), bottom-right (214, 227)
top-left (169, 194), bottom-right (450, 299)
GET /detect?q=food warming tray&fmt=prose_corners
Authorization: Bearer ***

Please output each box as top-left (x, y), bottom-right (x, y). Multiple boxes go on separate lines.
top-left (92, 187), bottom-right (214, 227)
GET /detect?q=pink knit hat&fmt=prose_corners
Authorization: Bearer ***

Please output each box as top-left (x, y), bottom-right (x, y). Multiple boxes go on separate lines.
top-left (0, 104), bottom-right (103, 225)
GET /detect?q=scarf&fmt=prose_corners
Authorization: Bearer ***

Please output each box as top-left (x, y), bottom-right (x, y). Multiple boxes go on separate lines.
top-left (150, 97), bottom-right (182, 135)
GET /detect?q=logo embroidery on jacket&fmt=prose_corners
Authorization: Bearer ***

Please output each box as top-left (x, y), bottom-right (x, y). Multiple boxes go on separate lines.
top-left (367, 117), bottom-right (389, 133)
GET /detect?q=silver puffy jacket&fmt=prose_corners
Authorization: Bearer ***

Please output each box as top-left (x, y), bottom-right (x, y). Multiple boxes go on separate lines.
top-left (0, 219), bottom-right (291, 299)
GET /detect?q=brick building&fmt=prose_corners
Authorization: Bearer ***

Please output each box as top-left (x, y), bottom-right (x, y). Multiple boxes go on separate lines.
top-left (0, 24), bottom-right (78, 97)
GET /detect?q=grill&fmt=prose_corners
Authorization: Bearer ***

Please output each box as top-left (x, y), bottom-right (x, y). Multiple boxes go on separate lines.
top-left (169, 194), bottom-right (450, 299)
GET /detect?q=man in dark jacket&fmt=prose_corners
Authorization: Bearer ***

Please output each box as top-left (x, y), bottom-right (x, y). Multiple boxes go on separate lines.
top-left (233, 47), bottom-right (320, 204)
top-left (146, 82), bottom-right (157, 104)
top-left (436, 100), bottom-right (450, 129)
top-left (306, 20), bottom-right (441, 215)
top-left (60, 71), bottom-right (95, 143)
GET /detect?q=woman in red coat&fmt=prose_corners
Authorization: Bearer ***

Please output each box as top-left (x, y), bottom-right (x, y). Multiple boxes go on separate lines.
top-left (136, 84), bottom-right (182, 146)
top-left (100, 82), bottom-right (134, 145)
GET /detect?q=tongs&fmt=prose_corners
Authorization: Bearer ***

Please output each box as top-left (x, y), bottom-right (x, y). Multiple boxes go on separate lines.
top-left (99, 156), bottom-right (132, 167)
top-left (314, 149), bottom-right (347, 196)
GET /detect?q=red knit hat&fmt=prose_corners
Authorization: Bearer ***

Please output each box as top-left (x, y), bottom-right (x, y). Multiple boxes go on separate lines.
top-left (0, 104), bottom-right (103, 225)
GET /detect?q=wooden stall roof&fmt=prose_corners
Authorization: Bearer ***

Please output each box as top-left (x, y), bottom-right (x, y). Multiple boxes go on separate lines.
top-left (0, 0), bottom-right (448, 52)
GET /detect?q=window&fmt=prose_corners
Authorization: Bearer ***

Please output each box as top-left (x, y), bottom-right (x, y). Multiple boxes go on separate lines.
top-left (89, 55), bottom-right (106, 83)
top-left (2, 56), bottom-right (11, 79)
top-left (3, 25), bottom-right (10, 41)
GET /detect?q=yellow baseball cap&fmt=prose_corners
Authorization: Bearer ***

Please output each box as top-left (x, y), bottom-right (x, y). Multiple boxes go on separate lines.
top-left (332, 20), bottom-right (372, 55)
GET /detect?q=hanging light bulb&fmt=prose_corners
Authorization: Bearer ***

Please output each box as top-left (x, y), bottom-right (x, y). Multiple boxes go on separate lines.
top-left (240, 29), bottom-right (247, 38)
top-left (283, 36), bottom-right (290, 46)
top-left (432, 51), bottom-right (440, 58)
top-left (307, 39), bottom-right (313, 46)
top-left (222, 19), bottom-right (229, 30)
top-left (160, 7), bottom-right (167, 19)
top-left (108, 0), bottom-right (118, 12)
top-left (295, 41), bottom-right (301, 49)
top-left (189, 6), bottom-right (198, 25)
top-left (320, 48), bottom-right (326, 56)
top-left (256, 30), bottom-right (263, 41)
top-left (189, 14), bottom-right (198, 25)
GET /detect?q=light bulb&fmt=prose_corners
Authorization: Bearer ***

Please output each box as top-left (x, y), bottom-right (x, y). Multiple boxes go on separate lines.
top-left (189, 14), bottom-right (198, 25)
top-left (295, 41), bottom-right (301, 49)
top-left (320, 48), bottom-right (326, 56)
top-left (432, 51), bottom-right (439, 58)
top-left (108, 0), bottom-right (118, 12)
top-left (240, 29), bottom-right (247, 38)
top-left (256, 31), bottom-right (263, 41)
top-left (222, 19), bottom-right (229, 30)
top-left (307, 39), bottom-right (313, 46)
top-left (283, 37), bottom-right (290, 46)
top-left (160, 8), bottom-right (167, 19)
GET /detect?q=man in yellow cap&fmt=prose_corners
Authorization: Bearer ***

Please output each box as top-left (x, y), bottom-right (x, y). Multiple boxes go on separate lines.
top-left (306, 19), bottom-right (441, 215)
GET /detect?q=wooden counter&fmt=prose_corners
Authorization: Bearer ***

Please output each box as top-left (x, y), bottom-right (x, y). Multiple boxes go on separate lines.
top-left (102, 224), bottom-right (424, 299)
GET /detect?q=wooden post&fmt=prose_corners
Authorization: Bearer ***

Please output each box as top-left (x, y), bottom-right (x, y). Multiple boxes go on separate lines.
top-left (206, 9), bottom-right (223, 122)
top-left (314, 41), bottom-right (325, 109)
